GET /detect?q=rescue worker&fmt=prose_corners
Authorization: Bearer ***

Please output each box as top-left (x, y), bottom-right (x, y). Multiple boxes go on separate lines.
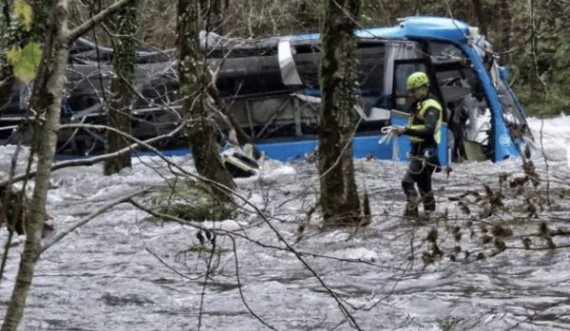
top-left (392, 71), bottom-right (443, 218)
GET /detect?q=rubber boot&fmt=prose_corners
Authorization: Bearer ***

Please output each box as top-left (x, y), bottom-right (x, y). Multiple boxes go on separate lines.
top-left (403, 199), bottom-right (419, 218)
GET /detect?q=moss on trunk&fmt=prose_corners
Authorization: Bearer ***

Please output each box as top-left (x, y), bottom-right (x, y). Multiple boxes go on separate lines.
top-left (1, 2), bottom-right (70, 329)
top-left (318, 0), bottom-right (362, 225)
top-left (104, 1), bottom-right (140, 175)
top-left (177, 0), bottom-right (236, 201)
top-left (2, 1), bottom-right (135, 329)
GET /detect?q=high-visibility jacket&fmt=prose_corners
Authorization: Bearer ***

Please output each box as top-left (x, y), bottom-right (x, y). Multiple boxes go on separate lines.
top-left (407, 98), bottom-right (443, 144)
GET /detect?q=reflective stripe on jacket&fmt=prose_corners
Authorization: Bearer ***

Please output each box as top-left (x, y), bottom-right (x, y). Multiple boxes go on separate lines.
top-left (407, 98), bottom-right (443, 144)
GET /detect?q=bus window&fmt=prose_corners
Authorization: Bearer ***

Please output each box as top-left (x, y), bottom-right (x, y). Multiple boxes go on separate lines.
top-left (489, 62), bottom-right (532, 142)
top-left (393, 62), bottom-right (428, 113)
top-left (356, 42), bottom-right (385, 94)
top-left (428, 41), bottom-right (470, 64)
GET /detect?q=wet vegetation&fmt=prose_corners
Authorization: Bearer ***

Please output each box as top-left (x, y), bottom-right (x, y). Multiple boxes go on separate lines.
top-left (151, 179), bottom-right (237, 222)
top-left (404, 147), bottom-right (570, 268)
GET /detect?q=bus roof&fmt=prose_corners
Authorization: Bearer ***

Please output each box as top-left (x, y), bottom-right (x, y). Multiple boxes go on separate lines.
top-left (289, 16), bottom-right (473, 43)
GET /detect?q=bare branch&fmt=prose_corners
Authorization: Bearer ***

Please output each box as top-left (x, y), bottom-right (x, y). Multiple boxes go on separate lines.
top-left (228, 236), bottom-right (280, 331)
top-left (0, 122), bottom-right (185, 188)
top-left (129, 175), bottom-right (361, 329)
top-left (144, 247), bottom-right (204, 281)
top-left (197, 232), bottom-right (216, 331)
top-left (68, 0), bottom-right (136, 43)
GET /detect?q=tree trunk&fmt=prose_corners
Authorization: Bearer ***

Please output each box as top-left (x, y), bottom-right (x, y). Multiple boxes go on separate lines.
top-left (2, 1), bottom-right (10, 26)
top-left (201, 0), bottom-right (226, 34)
top-left (499, 0), bottom-right (511, 64)
top-left (318, 0), bottom-right (361, 225)
top-left (471, 0), bottom-right (487, 36)
top-left (296, 1), bottom-right (320, 31)
top-left (1, 2), bottom-right (70, 330)
top-left (0, 68), bottom-right (13, 115)
top-left (2, 1), bottom-right (134, 329)
top-left (177, 0), bottom-right (236, 200)
top-left (104, 1), bottom-right (139, 175)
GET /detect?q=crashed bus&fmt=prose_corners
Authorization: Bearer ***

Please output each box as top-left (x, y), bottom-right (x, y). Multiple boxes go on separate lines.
top-left (206, 16), bottom-right (533, 165)
top-left (0, 16), bottom-right (532, 165)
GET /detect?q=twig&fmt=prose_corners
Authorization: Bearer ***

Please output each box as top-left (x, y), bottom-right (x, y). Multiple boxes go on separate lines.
top-left (228, 235), bottom-right (280, 331)
top-left (197, 235), bottom-right (216, 331)
top-left (144, 247), bottom-right (204, 281)
top-left (539, 116), bottom-right (551, 205)
top-left (0, 120), bottom-right (37, 283)
top-left (68, 0), bottom-right (136, 42)
top-left (0, 231), bottom-right (14, 285)
top-left (130, 190), bottom-right (361, 329)
top-left (0, 122), bottom-right (185, 188)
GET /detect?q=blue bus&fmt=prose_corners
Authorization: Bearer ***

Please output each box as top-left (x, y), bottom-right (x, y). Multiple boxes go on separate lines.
top-left (0, 16), bottom-right (532, 163)
top-left (205, 16), bottom-right (532, 164)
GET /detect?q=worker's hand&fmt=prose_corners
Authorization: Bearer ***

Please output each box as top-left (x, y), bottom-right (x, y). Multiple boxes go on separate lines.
top-left (392, 127), bottom-right (406, 136)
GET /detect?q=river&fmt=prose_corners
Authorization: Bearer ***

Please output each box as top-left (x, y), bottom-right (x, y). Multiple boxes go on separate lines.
top-left (1, 116), bottom-right (569, 330)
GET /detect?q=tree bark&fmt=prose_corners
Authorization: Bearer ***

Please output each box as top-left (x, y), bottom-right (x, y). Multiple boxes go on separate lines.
top-left (0, 68), bottom-right (13, 115)
top-left (499, 0), bottom-right (511, 64)
top-left (1, 2), bottom-right (70, 329)
top-left (2, 1), bottom-right (10, 26)
top-left (2, 1), bottom-right (134, 329)
top-left (318, 0), bottom-right (361, 225)
top-left (201, 0), bottom-right (227, 34)
top-left (104, 0), bottom-right (139, 175)
top-left (177, 0), bottom-right (236, 200)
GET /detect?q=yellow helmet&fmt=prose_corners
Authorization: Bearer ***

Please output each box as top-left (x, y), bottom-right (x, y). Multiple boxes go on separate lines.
top-left (406, 72), bottom-right (429, 90)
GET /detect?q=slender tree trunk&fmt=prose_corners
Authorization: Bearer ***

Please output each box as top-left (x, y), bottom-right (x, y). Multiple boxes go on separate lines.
top-left (1, 2), bottom-right (70, 329)
top-left (1, 5), bottom-right (13, 113)
top-left (499, 0), bottom-right (511, 64)
top-left (177, 0), bottom-right (236, 199)
top-left (471, 0), bottom-right (487, 36)
top-left (318, 0), bottom-right (361, 225)
top-left (296, 0), bottom-right (319, 31)
top-left (2, 1), bottom-right (134, 329)
top-left (0, 68), bottom-right (13, 114)
top-left (104, 1), bottom-right (139, 175)
top-left (202, 0), bottom-right (226, 34)
top-left (2, 1), bottom-right (10, 26)
top-left (199, 0), bottom-right (260, 154)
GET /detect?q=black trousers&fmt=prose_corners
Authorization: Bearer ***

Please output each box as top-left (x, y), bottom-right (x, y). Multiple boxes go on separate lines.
top-left (401, 149), bottom-right (438, 212)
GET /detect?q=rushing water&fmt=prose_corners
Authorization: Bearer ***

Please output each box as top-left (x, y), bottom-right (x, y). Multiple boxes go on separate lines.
top-left (1, 116), bottom-right (570, 331)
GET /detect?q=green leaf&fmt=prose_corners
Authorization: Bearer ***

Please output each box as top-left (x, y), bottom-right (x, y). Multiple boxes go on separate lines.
top-left (6, 45), bottom-right (22, 66)
top-left (14, 0), bottom-right (34, 31)
top-left (13, 42), bottom-right (42, 83)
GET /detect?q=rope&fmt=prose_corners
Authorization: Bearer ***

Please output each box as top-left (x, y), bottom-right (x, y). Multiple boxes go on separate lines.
top-left (407, 155), bottom-right (427, 175)
top-left (378, 125), bottom-right (404, 145)
top-left (378, 125), bottom-right (440, 175)
top-left (407, 153), bottom-right (446, 175)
